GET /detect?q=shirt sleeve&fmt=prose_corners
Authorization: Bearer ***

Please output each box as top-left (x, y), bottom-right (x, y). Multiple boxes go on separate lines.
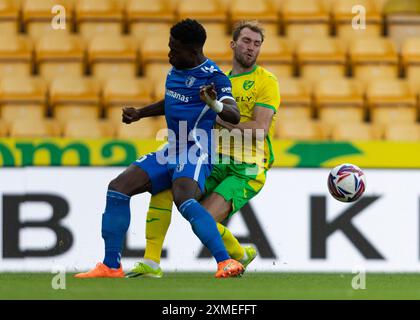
top-left (209, 72), bottom-right (235, 102)
top-left (255, 74), bottom-right (281, 114)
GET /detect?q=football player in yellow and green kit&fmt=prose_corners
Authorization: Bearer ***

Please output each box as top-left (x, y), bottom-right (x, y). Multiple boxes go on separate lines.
top-left (126, 20), bottom-right (281, 278)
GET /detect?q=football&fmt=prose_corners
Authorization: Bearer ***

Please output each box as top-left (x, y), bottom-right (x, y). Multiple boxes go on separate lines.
top-left (328, 163), bottom-right (366, 202)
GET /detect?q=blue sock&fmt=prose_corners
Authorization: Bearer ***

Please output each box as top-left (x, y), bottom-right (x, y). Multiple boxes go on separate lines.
top-left (102, 190), bottom-right (131, 269)
top-left (179, 199), bottom-right (229, 263)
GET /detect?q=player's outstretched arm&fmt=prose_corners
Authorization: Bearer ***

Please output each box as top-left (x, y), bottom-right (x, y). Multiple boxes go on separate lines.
top-left (122, 99), bottom-right (165, 124)
top-left (200, 84), bottom-right (240, 125)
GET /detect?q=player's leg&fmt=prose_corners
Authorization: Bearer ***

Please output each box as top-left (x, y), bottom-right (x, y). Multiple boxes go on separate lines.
top-left (75, 153), bottom-right (171, 278)
top-left (126, 189), bottom-right (173, 278)
top-left (171, 162), bottom-right (244, 278)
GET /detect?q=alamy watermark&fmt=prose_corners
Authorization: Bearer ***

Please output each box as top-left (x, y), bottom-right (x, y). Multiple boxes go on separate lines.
top-left (351, 266), bottom-right (366, 290)
top-left (51, 265), bottom-right (66, 290)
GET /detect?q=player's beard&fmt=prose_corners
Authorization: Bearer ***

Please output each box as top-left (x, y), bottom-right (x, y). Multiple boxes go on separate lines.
top-left (235, 50), bottom-right (257, 69)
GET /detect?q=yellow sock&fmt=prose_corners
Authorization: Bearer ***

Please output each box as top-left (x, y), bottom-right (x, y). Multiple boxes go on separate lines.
top-left (217, 223), bottom-right (245, 261)
top-left (144, 190), bottom-right (173, 264)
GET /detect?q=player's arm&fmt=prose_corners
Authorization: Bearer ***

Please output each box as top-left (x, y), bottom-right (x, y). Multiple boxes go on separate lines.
top-left (200, 84), bottom-right (240, 125)
top-left (122, 99), bottom-right (165, 124)
top-left (216, 106), bottom-right (274, 138)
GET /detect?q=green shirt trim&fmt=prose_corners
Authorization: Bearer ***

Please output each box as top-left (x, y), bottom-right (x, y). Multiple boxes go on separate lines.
top-left (255, 102), bottom-right (277, 113)
top-left (228, 65), bottom-right (258, 78)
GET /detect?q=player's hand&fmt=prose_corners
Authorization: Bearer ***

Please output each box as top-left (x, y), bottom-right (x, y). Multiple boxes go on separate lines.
top-left (200, 83), bottom-right (223, 113)
top-left (122, 107), bottom-right (141, 124)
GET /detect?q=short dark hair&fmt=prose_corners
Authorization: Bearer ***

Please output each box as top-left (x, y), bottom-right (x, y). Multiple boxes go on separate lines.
top-left (232, 20), bottom-right (265, 42)
top-left (170, 19), bottom-right (207, 47)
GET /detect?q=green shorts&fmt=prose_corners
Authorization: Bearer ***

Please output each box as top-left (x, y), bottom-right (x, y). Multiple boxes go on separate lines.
top-left (204, 157), bottom-right (267, 219)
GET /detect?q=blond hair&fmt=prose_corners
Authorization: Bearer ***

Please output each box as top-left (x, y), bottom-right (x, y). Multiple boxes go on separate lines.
top-left (232, 20), bottom-right (265, 42)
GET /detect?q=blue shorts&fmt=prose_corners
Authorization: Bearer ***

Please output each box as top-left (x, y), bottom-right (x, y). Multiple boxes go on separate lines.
top-left (132, 152), bottom-right (212, 195)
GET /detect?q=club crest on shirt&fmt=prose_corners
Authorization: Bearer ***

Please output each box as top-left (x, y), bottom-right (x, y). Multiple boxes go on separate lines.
top-left (243, 80), bottom-right (255, 90)
top-left (185, 76), bottom-right (196, 88)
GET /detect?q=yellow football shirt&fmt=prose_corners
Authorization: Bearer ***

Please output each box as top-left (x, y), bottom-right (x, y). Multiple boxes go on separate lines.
top-left (217, 65), bottom-right (281, 170)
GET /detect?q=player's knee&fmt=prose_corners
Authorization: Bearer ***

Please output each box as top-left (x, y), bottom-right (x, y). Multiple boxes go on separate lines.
top-left (108, 176), bottom-right (126, 195)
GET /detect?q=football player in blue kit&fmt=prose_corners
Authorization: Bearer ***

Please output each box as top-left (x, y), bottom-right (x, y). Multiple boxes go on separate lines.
top-left (75, 19), bottom-right (244, 279)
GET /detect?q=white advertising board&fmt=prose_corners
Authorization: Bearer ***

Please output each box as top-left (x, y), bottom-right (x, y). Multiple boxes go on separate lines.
top-left (0, 167), bottom-right (419, 272)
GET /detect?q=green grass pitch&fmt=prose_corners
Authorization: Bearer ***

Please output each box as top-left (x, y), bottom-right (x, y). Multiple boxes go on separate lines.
top-left (1, 272), bottom-right (420, 300)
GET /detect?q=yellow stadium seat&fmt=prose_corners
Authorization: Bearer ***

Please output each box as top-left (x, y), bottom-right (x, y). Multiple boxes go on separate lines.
top-left (386, 4), bottom-right (420, 50)
top-left (230, 0), bottom-right (277, 25)
top-left (0, 0), bottom-right (19, 34)
top-left (276, 77), bottom-right (312, 123)
top-left (177, 0), bottom-right (226, 23)
top-left (64, 119), bottom-right (114, 138)
top-left (35, 34), bottom-right (85, 82)
top-left (366, 79), bottom-right (418, 127)
top-left (22, 0), bottom-right (73, 40)
top-left (143, 63), bottom-right (171, 85)
top-left (0, 77), bottom-right (47, 123)
top-left (331, 122), bottom-right (380, 141)
top-left (276, 119), bottom-right (324, 140)
top-left (76, 0), bottom-right (124, 40)
top-left (116, 117), bottom-right (162, 139)
top-left (153, 77), bottom-right (166, 101)
top-left (0, 35), bottom-right (33, 77)
top-left (9, 119), bottom-right (58, 138)
top-left (258, 37), bottom-right (294, 76)
top-left (296, 37), bottom-right (347, 81)
top-left (203, 22), bottom-right (228, 40)
top-left (383, 123), bottom-right (420, 141)
top-left (141, 34), bottom-right (169, 67)
top-left (332, 0), bottom-right (382, 39)
top-left (49, 76), bottom-right (101, 125)
top-left (349, 37), bottom-right (399, 84)
top-left (314, 77), bottom-right (365, 127)
top-left (103, 77), bottom-right (154, 123)
top-left (88, 35), bottom-right (139, 82)
top-left (126, 0), bottom-right (174, 25)
top-left (204, 35), bottom-right (232, 64)
top-left (130, 22), bottom-right (172, 44)
top-left (0, 119), bottom-right (8, 136)
top-left (281, 0), bottom-right (330, 40)
top-left (401, 38), bottom-right (420, 85)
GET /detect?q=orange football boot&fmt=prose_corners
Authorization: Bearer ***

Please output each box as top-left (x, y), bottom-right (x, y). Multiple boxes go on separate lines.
top-left (215, 259), bottom-right (244, 278)
top-left (74, 262), bottom-right (124, 278)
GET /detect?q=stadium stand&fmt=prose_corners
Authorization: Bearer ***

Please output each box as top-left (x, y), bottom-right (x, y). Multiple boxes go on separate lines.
top-left (0, 35), bottom-right (33, 77)
top-left (331, 122), bottom-right (381, 140)
top-left (63, 119), bottom-right (114, 138)
top-left (49, 76), bottom-right (101, 126)
top-left (35, 33), bottom-right (86, 82)
top-left (276, 119), bottom-right (326, 140)
top-left (0, 0), bottom-right (420, 142)
top-left (9, 118), bottom-right (60, 137)
top-left (383, 123), bottom-right (420, 141)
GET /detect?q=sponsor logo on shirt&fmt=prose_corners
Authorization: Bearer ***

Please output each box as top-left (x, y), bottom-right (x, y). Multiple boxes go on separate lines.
top-left (166, 89), bottom-right (191, 103)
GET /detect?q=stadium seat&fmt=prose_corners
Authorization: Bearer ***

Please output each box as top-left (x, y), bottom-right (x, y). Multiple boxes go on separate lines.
top-left (383, 123), bottom-right (420, 141)
top-left (204, 35), bottom-right (232, 64)
top-left (143, 63), bottom-right (171, 85)
top-left (177, 0), bottom-right (227, 23)
top-left (0, 119), bottom-right (8, 136)
top-left (127, 0), bottom-right (174, 41)
top-left (332, 0), bottom-right (382, 39)
top-left (64, 119), bottom-right (114, 138)
top-left (366, 79), bottom-right (418, 127)
top-left (349, 37), bottom-right (399, 84)
top-left (76, 0), bottom-right (124, 40)
top-left (331, 122), bottom-right (380, 141)
top-left (141, 34), bottom-right (170, 67)
top-left (296, 37), bottom-right (347, 81)
top-left (281, 0), bottom-right (330, 40)
top-left (116, 117), bottom-right (162, 139)
top-left (314, 77), bottom-right (365, 127)
top-left (153, 77), bottom-right (166, 101)
top-left (257, 37), bottom-right (294, 77)
top-left (103, 77), bottom-right (154, 123)
top-left (35, 34), bottom-right (86, 82)
top-left (9, 118), bottom-right (59, 137)
top-left (401, 38), bottom-right (420, 85)
top-left (88, 35), bottom-right (139, 82)
top-left (22, 0), bottom-right (73, 40)
top-left (275, 119), bottom-right (324, 140)
top-left (0, 35), bottom-right (33, 77)
top-left (276, 77), bottom-right (312, 122)
top-left (49, 76), bottom-right (101, 125)
top-left (0, 0), bottom-right (19, 34)
top-left (0, 76), bottom-right (47, 123)
top-left (229, 0), bottom-right (277, 25)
